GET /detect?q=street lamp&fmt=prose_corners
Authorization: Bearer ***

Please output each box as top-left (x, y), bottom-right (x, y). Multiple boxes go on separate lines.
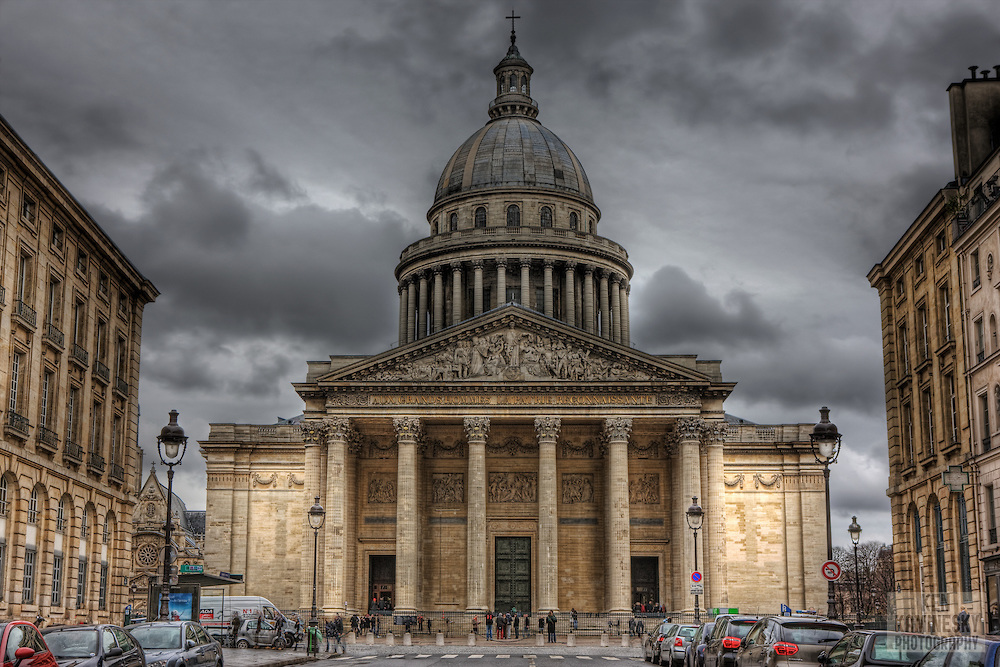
top-left (307, 496), bottom-right (326, 656)
top-left (809, 406), bottom-right (842, 619)
top-left (157, 410), bottom-right (188, 621)
top-left (848, 516), bottom-right (863, 628)
top-left (686, 496), bottom-right (704, 624)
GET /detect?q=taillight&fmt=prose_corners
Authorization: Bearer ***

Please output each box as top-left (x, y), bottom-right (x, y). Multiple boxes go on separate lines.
top-left (773, 643), bottom-right (799, 656)
top-left (675, 638), bottom-right (684, 647)
top-left (722, 637), bottom-right (741, 650)
top-left (658, 635), bottom-right (666, 643)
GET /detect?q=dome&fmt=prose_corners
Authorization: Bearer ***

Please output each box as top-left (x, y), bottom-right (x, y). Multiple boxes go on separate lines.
top-left (433, 116), bottom-right (594, 204)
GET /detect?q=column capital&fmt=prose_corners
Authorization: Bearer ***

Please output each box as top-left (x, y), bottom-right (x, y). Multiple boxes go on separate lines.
top-left (598, 268), bottom-right (609, 280)
top-left (393, 416), bottom-right (422, 442)
top-left (534, 417), bottom-right (562, 441)
top-left (610, 273), bottom-right (622, 285)
top-left (419, 271), bottom-right (429, 282)
top-left (543, 258), bottom-right (555, 269)
top-left (520, 257), bottom-right (532, 268)
top-left (603, 417), bottom-right (633, 442)
top-left (300, 420), bottom-right (330, 445)
top-left (584, 264), bottom-right (595, 275)
top-left (432, 266), bottom-right (443, 276)
top-left (496, 257), bottom-right (508, 269)
top-left (326, 417), bottom-right (353, 441)
top-left (401, 277), bottom-right (411, 288)
top-left (675, 417), bottom-right (706, 442)
top-left (464, 416), bottom-right (490, 441)
top-left (451, 261), bottom-right (463, 272)
top-left (472, 259), bottom-right (484, 270)
top-left (565, 260), bottom-right (577, 270)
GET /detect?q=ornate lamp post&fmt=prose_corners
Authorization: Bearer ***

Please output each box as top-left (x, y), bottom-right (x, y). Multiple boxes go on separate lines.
top-left (307, 496), bottom-right (326, 655)
top-left (157, 410), bottom-right (188, 621)
top-left (848, 516), bottom-right (863, 628)
top-left (809, 406), bottom-right (842, 619)
top-left (686, 496), bottom-right (704, 623)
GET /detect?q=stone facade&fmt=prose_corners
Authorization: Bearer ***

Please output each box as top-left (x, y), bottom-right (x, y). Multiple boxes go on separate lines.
top-left (0, 115), bottom-right (158, 621)
top-left (202, 31), bottom-right (830, 617)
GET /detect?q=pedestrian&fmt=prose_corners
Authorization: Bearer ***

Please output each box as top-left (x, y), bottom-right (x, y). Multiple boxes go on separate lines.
top-left (572, 608), bottom-right (578, 631)
top-left (486, 612), bottom-right (493, 640)
top-left (351, 614), bottom-right (359, 636)
top-left (274, 615), bottom-right (285, 649)
top-left (958, 608), bottom-right (971, 635)
top-left (255, 611), bottom-right (263, 646)
top-left (331, 613), bottom-right (346, 654)
top-left (229, 613), bottom-right (241, 647)
top-left (513, 613), bottom-right (520, 639)
top-left (473, 615), bottom-right (480, 635)
top-left (427, 617), bottom-right (433, 634)
top-left (546, 610), bottom-right (557, 643)
top-left (418, 615), bottom-right (424, 632)
top-left (538, 616), bottom-right (544, 636)
top-left (629, 617), bottom-right (636, 637)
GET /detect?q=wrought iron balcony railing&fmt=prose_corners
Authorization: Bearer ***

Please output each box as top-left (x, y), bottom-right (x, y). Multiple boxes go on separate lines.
top-left (87, 451), bottom-right (105, 474)
top-left (94, 361), bottom-right (110, 384)
top-left (109, 463), bottom-right (125, 484)
top-left (37, 426), bottom-right (59, 453)
top-left (13, 299), bottom-right (36, 328)
top-left (70, 344), bottom-right (89, 367)
top-left (44, 322), bottom-right (65, 349)
top-left (115, 377), bottom-right (129, 396)
top-left (4, 410), bottom-right (29, 439)
top-left (63, 440), bottom-right (83, 465)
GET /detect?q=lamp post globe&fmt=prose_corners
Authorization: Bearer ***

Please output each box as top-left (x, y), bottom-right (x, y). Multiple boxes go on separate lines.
top-left (810, 406), bottom-right (842, 619)
top-left (686, 496), bottom-right (704, 623)
top-left (156, 410), bottom-right (187, 621)
top-left (307, 496), bottom-right (326, 655)
top-left (848, 516), bottom-right (863, 628)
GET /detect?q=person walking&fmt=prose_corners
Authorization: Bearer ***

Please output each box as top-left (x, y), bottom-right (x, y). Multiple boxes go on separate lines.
top-left (325, 619), bottom-right (334, 653)
top-left (473, 615), bottom-right (480, 635)
top-left (571, 608), bottom-right (578, 631)
top-left (546, 610), bottom-right (557, 643)
top-left (486, 612), bottom-right (493, 640)
top-left (513, 613), bottom-right (520, 639)
top-left (538, 616), bottom-right (544, 636)
top-left (957, 608), bottom-right (971, 635)
top-left (331, 614), bottom-right (346, 654)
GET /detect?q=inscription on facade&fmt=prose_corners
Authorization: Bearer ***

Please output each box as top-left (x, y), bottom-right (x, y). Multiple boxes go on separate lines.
top-left (628, 474), bottom-right (660, 504)
top-left (368, 394), bottom-right (658, 406)
top-left (488, 472), bottom-right (537, 503)
top-left (562, 474), bottom-right (594, 504)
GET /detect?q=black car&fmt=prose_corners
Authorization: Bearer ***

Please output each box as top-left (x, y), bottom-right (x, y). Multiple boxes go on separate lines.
top-left (819, 631), bottom-right (939, 667)
top-left (127, 622), bottom-right (222, 667)
top-left (42, 625), bottom-right (145, 667)
top-left (686, 622), bottom-right (717, 667)
top-left (736, 615), bottom-right (847, 667)
top-left (704, 616), bottom-right (761, 667)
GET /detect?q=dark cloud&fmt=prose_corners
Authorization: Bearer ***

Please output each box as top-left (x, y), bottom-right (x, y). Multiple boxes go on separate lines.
top-left (245, 150), bottom-right (304, 202)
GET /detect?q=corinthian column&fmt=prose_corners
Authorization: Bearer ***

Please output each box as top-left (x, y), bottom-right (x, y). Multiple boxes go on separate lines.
top-left (432, 268), bottom-right (444, 333)
top-left (536, 417), bottom-right (561, 611)
top-left (325, 418), bottom-right (354, 613)
top-left (496, 258), bottom-right (507, 308)
top-left (418, 273), bottom-right (429, 339)
top-left (300, 421), bottom-right (327, 608)
top-left (473, 260), bottom-right (484, 316)
top-left (704, 422), bottom-right (727, 607)
top-left (451, 262), bottom-right (463, 326)
top-left (465, 417), bottom-right (490, 611)
top-left (564, 262), bottom-right (576, 326)
top-left (543, 260), bottom-right (554, 317)
top-left (407, 279), bottom-right (417, 344)
top-left (621, 282), bottom-right (631, 346)
top-left (394, 416), bottom-right (422, 613)
top-left (520, 258), bottom-right (531, 307)
top-left (599, 270), bottom-right (610, 339)
top-left (398, 284), bottom-right (407, 346)
top-left (604, 417), bottom-right (633, 612)
top-left (675, 418), bottom-right (704, 609)
top-left (610, 274), bottom-right (622, 343)
top-left (583, 266), bottom-right (595, 334)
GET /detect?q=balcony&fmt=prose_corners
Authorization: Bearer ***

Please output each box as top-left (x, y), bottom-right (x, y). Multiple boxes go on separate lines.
top-left (36, 426), bottom-right (59, 454)
top-left (63, 440), bottom-right (83, 466)
top-left (13, 299), bottom-right (36, 329)
top-left (70, 344), bottom-right (89, 368)
top-left (94, 361), bottom-right (110, 384)
top-left (87, 451), bottom-right (105, 475)
top-left (43, 322), bottom-right (65, 350)
top-left (114, 377), bottom-right (129, 397)
top-left (4, 410), bottom-right (30, 440)
top-left (109, 463), bottom-right (125, 485)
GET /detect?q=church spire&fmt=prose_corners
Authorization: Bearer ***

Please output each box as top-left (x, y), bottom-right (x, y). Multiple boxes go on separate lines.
top-left (490, 12), bottom-right (538, 120)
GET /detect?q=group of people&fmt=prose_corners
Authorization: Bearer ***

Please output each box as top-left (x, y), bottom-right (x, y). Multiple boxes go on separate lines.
top-left (632, 602), bottom-right (668, 614)
top-left (477, 611), bottom-right (529, 640)
top-left (627, 617), bottom-right (648, 637)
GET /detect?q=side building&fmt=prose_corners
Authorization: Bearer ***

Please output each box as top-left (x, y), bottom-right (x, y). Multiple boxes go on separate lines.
top-left (0, 114), bottom-right (158, 622)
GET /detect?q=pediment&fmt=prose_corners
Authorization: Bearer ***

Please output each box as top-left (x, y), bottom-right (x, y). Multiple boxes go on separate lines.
top-left (318, 307), bottom-right (712, 385)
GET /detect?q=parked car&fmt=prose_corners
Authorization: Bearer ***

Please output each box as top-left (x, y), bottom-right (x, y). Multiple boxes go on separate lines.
top-left (662, 625), bottom-right (700, 667)
top-left (704, 616), bottom-right (761, 667)
top-left (686, 622), bottom-right (717, 667)
top-left (231, 618), bottom-right (285, 650)
top-left (126, 622), bottom-right (222, 667)
top-left (913, 636), bottom-right (1000, 667)
top-left (819, 630), bottom-right (939, 667)
top-left (736, 615), bottom-right (848, 667)
top-left (645, 622), bottom-right (678, 663)
top-left (0, 621), bottom-right (58, 667)
top-left (42, 625), bottom-right (145, 667)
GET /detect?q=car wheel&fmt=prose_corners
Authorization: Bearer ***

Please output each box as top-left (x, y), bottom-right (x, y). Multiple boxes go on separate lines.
top-left (235, 639), bottom-right (250, 649)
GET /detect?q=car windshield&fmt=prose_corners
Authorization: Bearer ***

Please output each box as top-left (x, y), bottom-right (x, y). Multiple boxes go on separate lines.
top-left (727, 621), bottom-right (757, 639)
top-left (782, 623), bottom-right (846, 644)
top-left (679, 627), bottom-right (698, 638)
top-left (659, 624), bottom-right (675, 635)
top-left (129, 626), bottom-right (182, 650)
top-left (44, 630), bottom-right (98, 659)
top-left (871, 634), bottom-right (940, 663)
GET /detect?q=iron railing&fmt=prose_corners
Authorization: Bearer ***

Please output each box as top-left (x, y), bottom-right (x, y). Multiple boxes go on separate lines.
top-left (87, 451), bottom-right (105, 474)
top-left (115, 377), bottom-right (129, 396)
top-left (13, 299), bottom-right (36, 327)
top-left (37, 426), bottom-right (59, 453)
top-left (44, 322), bottom-right (65, 348)
top-left (71, 344), bottom-right (89, 367)
top-left (94, 361), bottom-right (110, 384)
top-left (5, 410), bottom-right (29, 437)
top-left (63, 440), bottom-right (83, 464)
top-left (109, 463), bottom-right (125, 484)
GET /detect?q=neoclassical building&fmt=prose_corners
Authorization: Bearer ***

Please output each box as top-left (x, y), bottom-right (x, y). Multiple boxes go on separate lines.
top-left (203, 31), bottom-right (830, 616)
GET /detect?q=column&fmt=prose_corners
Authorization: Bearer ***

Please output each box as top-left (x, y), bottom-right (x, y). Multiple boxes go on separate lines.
top-left (599, 270), bottom-right (610, 339)
top-left (520, 259), bottom-right (531, 307)
top-left (451, 262), bottom-right (463, 326)
top-left (564, 262), bottom-right (576, 326)
top-left (621, 282), bottom-right (631, 346)
top-left (394, 417), bottom-right (422, 613)
top-left (418, 272), bottom-right (429, 339)
top-left (676, 418), bottom-right (704, 610)
top-left (432, 268), bottom-right (444, 333)
top-left (325, 418), bottom-right (353, 614)
top-left (473, 260), bottom-right (484, 316)
top-left (496, 258), bottom-right (507, 308)
top-left (610, 274), bottom-right (622, 343)
top-left (543, 260), bottom-right (554, 317)
top-left (300, 421), bottom-right (325, 609)
top-left (398, 284), bottom-right (407, 346)
top-left (604, 417), bottom-right (633, 612)
top-left (536, 417), bottom-right (561, 611)
top-left (704, 423), bottom-right (727, 608)
top-left (583, 266), bottom-right (595, 334)
top-left (465, 417), bottom-right (490, 611)
top-left (406, 279), bottom-right (417, 344)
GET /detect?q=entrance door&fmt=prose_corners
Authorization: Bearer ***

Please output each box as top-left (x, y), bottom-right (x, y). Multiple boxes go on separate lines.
top-left (495, 537), bottom-right (531, 612)
top-left (369, 555), bottom-right (395, 611)
top-left (631, 556), bottom-right (659, 607)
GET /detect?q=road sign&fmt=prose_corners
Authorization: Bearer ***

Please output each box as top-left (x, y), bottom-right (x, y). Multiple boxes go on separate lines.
top-left (690, 583), bottom-right (704, 595)
top-left (691, 571), bottom-right (702, 583)
top-left (180, 564), bottom-right (203, 574)
top-left (821, 560), bottom-right (842, 581)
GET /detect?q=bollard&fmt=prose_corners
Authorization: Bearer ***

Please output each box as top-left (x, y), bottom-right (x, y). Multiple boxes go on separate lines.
top-left (386, 632), bottom-right (395, 646)
top-left (622, 634), bottom-right (630, 648)
top-left (403, 632), bottom-right (411, 646)
top-left (567, 633), bottom-right (576, 647)
top-left (468, 633), bottom-right (477, 646)
top-left (366, 632), bottom-right (375, 645)
top-left (536, 633), bottom-right (544, 646)
top-left (436, 632), bottom-right (445, 646)
top-left (600, 633), bottom-right (609, 647)
top-left (347, 632), bottom-right (356, 645)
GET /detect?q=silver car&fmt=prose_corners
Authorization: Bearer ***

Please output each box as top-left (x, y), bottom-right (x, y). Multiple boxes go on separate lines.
top-left (663, 625), bottom-right (701, 667)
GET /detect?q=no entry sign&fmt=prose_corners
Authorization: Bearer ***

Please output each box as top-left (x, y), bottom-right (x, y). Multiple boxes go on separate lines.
top-left (821, 560), bottom-right (841, 581)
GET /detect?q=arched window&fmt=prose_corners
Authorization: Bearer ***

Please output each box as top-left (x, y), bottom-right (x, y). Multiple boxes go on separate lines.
top-left (431, 219), bottom-right (437, 235)
top-left (509, 73), bottom-right (517, 92)
top-left (57, 497), bottom-right (67, 533)
top-left (995, 385), bottom-right (1000, 429)
top-left (992, 314), bottom-right (997, 352)
top-left (103, 515), bottom-right (111, 544)
top-left (27, 487), bottom-right (38, 525)
top-left (475, 207), bottom-right (487, 228)
top-left (81, 507), bottom-right (89, 539)
top-left (450, 212), bottom-right (458, 232)
top-left (540, 206), bottom-right (553, 228)
top-left (958, 495), bottom-right (973, 601)
top-left (507, 205), bottom-right (520, 228)
top-left (0, 476), bottom-right (7, 515)
top-left (521, 75), bottom-right (527, 93)
top-left (589, 217), bottom-right (595, 233)
top-left (932, 500), bottom-right (947, 605)
top-left (569, 212), bottom-right (578, 230)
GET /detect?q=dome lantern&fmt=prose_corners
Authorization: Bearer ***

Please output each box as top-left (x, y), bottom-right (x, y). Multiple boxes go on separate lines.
top-left (490, 23), bottom-right (538, 120)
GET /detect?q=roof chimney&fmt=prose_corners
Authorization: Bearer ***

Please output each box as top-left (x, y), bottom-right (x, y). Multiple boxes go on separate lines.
top-left (969, 65), bottom-right (979, 79)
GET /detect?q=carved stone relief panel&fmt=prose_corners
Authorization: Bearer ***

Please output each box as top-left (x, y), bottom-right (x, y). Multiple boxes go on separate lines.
top-left (628, 473), bottom-right (660, 504)
top-left (367, 473), bottom-right (396, 504)
top-left (561, 474), bottom-right (595, 504)
top-left (252, 472), bottom-right (278, 488)
top-left (432, 473), bottom-right (465, 503)
top-left (488, 472), bottom-right (537, 503)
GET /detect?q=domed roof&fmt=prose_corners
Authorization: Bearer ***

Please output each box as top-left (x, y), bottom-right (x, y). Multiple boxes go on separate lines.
top-left (434, 116), bottom-right (594, 204)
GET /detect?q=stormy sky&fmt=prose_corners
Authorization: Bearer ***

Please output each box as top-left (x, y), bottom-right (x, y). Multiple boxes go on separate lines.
top-left (3, 0), bottom-right (996, 549)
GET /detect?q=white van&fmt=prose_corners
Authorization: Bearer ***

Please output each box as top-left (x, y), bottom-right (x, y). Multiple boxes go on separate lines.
top-left (199, 595), bottom-right (284, 642)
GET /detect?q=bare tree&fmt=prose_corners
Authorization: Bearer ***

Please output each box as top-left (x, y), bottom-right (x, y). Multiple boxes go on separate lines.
top-left (834, 542), bottom-right (895, 622)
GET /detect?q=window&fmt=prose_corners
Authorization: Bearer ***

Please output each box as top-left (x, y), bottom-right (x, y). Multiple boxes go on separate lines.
top-left (81, 508), bottom-right (89, 539)
top-left (0, 477), bottom-right (7, 515)
top-left (937, 232), bottom-right (947, 254)
top-left (923, 388), bottom-right (935, 454)
top-left (588, 217), bottom-right (595, 233)
top-left (98, 562), bottom-right (108, 610)
top-left (976, 317), bottom-right (986, 363)
top-left (40, 370), bottom-right (53, 429)
top-left (103, 516), bottom-right (110, 544)
top-left (47, 276), bottom-right (62, 327)
top-left (949, 375), bottom-right (959, 444)
top-left (506, 204), bottom-right (520, 227)
top-left (896, 277), bottom-right (905, 299)
top-left (17, 252), bottom-right (33, 304)
top-left (76, 557), bottom-right (87, 608)
top-left (903, 401), bottom-right (914, 465)
top-left (96, 319), bottom-right (107, 364)
top-left (115, 336), bottom-right (128, 384)
top-left (973, 250), bottom-right (982, 289)
top-left (51, 223), bottom-right (64, 251)
top-left (98, 271), bottom-right (109, 298)
top-left (933, 501), bottom-right (947, 605)
top-left (569, 212), bottom-right (578, 230)
top-left (958, 495), bottom-right (973, 602)
top-left (57, 497), bottom-right (67, 533)
top-left (52, 554), bottom-right (64, 607)
top-left (994, 315), bottom-right (999, 353)
top-left (27, 487), bottom-right (38, 524)
top-left (0, 165), bottom-right (6, 203)
top-left (913, 511), bottom-right (922, 552)
top-left (940, 284), bottom-right (953, 342)
top-left (76, 248), bottom-right (88, 275)
top-left (90, 401), bottom-right (103, 454)
top-left (66, 387), bottom-right (80, 445)
top-left (982, 393), bottom-right (991, 451)
top-left (449, 212), bottom-right (458, 232)
top-left (9, 350), bottom-right (26, 417)
top-left (897, 324), bottom-right (910, 375)
top-left (117, 291), bottom-right (128, 317)
top-left (72, 300), bottom-right (86, 347)
top-left (21, 548), bottom-right (35, 603)
top-left (0, 541), bottom-right (5, 601)
top-left (540, 206), bottom-right (553, 228)
top-left (111, 416), bottom-right (122, 465)
top-left (919, 305), bottom-right (930, 360)
top-left (988, 485), bottom-right (998, 544)
top-left (21, 194), bottom-right (36, 225)
top-left (474, 207), bottom-right (486, 228)
top-left (915, 254), bottom-right (925, 277)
